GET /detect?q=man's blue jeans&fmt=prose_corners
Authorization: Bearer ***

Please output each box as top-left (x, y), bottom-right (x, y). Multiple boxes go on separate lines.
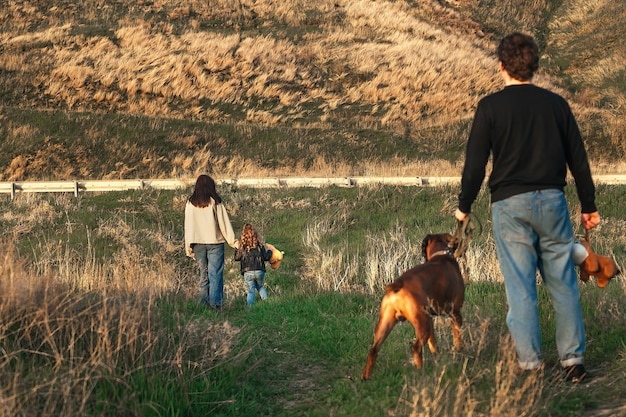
top-left (193, 243), bottom-right (225, 308)
top-left (244, 270), bottom-right (268, 306)
top-left (492, 189), bottom-right (585, 369)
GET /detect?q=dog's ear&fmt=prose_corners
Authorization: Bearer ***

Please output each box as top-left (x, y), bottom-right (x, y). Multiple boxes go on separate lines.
top-left (421, 235), bottom-right (432, 259)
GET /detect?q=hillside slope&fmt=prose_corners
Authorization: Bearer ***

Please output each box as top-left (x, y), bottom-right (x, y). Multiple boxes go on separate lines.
top-left (0, 0), bottom-right (624, 180)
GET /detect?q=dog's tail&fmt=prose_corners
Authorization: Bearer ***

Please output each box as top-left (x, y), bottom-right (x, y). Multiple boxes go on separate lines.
top-left (386, 281), bottom-right (403, 293)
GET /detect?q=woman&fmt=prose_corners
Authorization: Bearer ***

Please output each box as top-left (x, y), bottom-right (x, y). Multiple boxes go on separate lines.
top-left (185, 174), bottom-right (239, 309)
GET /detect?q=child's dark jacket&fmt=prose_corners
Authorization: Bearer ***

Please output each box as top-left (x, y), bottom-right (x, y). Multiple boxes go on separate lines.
top-left (234, 246), bottom-right (272, 275)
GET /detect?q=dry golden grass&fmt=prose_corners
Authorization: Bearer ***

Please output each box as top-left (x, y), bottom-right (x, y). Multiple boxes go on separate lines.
top-left (0, 0), bottom-right (517, 128)
top-left (1, 0), bottom-right (624, 181)
top-left (300, 214), bottom-right (500, 293)
top-left (546, 0), bottom-right (626, 152)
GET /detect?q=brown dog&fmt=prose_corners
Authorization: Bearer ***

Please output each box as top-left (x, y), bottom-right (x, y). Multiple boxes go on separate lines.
top-left (361, 234), bottom-right (465, 380)
top-left (577, 238), bottom-right (620, 288)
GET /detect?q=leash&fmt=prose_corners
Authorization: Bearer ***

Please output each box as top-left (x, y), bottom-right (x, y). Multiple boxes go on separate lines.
top-left (450, 214), bottom-right (481, 258)
top-left (450, 214), bottom-right (482, 284)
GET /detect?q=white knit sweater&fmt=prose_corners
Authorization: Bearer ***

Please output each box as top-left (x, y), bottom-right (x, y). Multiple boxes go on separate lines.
top-left (184, 200), bottom-right (238, 257)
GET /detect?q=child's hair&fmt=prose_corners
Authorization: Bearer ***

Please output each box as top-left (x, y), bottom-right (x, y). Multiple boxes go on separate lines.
top-left (240, 223), bottom-right (261, 250)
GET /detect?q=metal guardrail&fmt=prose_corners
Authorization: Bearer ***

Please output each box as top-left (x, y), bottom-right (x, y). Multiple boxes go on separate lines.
top-left (1, 175), bottom-right (625, 199)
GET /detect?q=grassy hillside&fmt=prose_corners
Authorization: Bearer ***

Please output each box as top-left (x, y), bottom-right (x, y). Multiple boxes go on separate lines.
top-left (1, 0), bottom-right (625, 181)
top-left (1, 2), bottom-right (625, 416)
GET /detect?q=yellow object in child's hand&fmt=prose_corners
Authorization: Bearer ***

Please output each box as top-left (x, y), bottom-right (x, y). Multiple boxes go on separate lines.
top-left (265, 243), bottom-right (284, 269)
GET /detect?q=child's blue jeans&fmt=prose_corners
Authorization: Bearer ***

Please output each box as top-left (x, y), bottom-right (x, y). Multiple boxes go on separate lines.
top-left (244, 270), bottom-right (268, 306)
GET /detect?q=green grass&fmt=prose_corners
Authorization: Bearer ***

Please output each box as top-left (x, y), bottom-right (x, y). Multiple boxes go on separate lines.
top-left (146, 283), bottom-right (625, 417)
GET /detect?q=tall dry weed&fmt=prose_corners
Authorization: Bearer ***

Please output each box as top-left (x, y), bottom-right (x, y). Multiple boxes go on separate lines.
top-left (461, 236), bottom-right (502, 283)
top-left (488, 337), bottom-right (544, 417)
top-left (301, 215), bottom-right (362, 292)
top-left (0, 239), bottom-right (156, 416)
top-left (364, 223), bottom-right (424, 293)
top-left (301, 214), bottom-right (502, 293)
top-left (394, 326), bottom-right (543, 417)
top-left (302, 218), bottom-right (445, 293)
top-left (0, 236), bottom-right (242, 416)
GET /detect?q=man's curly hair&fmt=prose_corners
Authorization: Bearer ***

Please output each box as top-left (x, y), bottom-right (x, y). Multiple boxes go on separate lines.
top-left (497, 32), bottom-right (539, 82)
top-left (240, 223), bottom-right (262, 250)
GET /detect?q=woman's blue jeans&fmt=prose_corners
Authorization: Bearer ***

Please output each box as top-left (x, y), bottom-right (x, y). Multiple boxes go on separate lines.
top-left (244, 270), bottom-right (268, 306)
top-left (492, 189), bottom-right (585, 369)
top-left (193, 243), bottom-right (225, 308)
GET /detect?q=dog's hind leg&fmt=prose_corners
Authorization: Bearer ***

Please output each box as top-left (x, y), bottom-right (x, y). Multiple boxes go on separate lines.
top-left (425, 317), bottom-right (437, 355)
top-left (427, 332), bottom-right (437, 355)
top-left (361, 308), bottom-right (398, 381)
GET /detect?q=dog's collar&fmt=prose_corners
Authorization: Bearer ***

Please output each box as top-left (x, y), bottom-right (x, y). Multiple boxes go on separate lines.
top-left (429, 249), bottom-right (453, 258)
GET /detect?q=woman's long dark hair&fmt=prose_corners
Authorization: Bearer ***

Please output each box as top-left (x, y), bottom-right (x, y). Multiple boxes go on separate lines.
top-left (189, 174), bottom-right (222, 207)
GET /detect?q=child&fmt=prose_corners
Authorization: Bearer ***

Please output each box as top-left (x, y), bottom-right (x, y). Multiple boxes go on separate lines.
top-left (233, 224), bottom-right (272, 306)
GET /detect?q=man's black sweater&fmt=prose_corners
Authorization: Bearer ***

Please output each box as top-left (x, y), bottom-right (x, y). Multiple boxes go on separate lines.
top-left (458, 84), bottom-right (597, 214)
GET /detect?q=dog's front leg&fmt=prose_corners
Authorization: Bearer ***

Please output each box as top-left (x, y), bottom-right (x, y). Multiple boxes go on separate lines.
top-left (408, 314), bottom-right (432, 368)
top-left (411, 338), bottom-right (425, 368)
top-left (450, 311), bottom-right (463, 351)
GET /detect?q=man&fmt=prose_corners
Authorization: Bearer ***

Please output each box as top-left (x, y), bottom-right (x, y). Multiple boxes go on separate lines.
top-left (455, 33), bottom-right (601, 383)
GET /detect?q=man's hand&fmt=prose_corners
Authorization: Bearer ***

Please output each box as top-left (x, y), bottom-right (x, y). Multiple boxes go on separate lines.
top-left (455, 208), bottom-right (469, 222)
top-left (581, 211), bottom-right (600, 230)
